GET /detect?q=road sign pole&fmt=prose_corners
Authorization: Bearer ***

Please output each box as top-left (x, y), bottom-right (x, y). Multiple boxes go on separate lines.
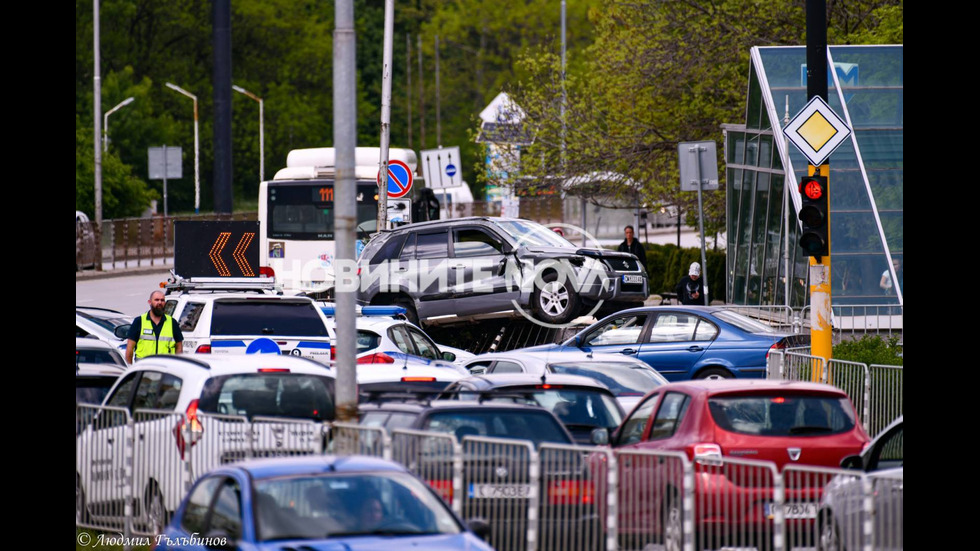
top-left (163, 145), bottom-right (169, 217)
top-left (807, 0), bottom-right (832, 373)
top-left (377, 0), bottom-right (394, 232)
top-left (693, 145), bottom-right (709, 306)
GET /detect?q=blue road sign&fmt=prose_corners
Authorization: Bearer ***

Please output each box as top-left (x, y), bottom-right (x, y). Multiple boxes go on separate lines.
top-left (378, 160), bottom-right (414, 198)
top-left (446, 163), bottom-right (457, 178)
top-left (246, 338), bottom-right (282, 355)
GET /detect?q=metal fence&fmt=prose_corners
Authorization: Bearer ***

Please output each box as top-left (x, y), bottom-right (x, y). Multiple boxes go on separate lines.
top-left (797, 304), bottom-right (904, 342)
top-left (76, 212), bottom-right (257, 271)
top-left (78, 407), bottom-right (903, 550)
top-left (767, 350), bottom-right (902, 437)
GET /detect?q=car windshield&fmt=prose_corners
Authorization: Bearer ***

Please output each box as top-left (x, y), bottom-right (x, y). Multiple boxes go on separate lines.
top-left (713, 310), bottom-right (779, 334)
top-left (198, 374), bottom-right (336, 421)
top-left (510, 387), bottom-right (623, 429)
top-left (78, 311), bottom-right (132, 333)
top-left (708, 394), bottom-right (856, 436)
top-left (76, 347), bottom-right (125, 366)
top-left (254, 472), bottom-right (461, 541)
top-left (493, 219), bottom-right (574, 248)
top-left (424, 409), bottom-right (571, 447)
top-left (550, 362), bottom-right (667, 396)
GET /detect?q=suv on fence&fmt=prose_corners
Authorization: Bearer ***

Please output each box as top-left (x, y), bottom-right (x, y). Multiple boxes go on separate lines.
top-left (163, 277), bottom-right (332, 363)
top-left (356, 217), bottom-right (648, 326)
top-left (76, 354), bottom-right (337, 535)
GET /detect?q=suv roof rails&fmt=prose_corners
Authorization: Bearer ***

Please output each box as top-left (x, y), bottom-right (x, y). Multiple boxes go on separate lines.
top-left (359, 390), bottom-right (442, 405)
top-left (138, 354), bottom-right (212, 369)
top-left (164, 277), bottom-right (282, 296)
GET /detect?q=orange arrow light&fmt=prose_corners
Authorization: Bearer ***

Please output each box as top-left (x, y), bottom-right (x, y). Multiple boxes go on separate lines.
top-left (209, 232), bottom-right (232, 276)
top-left (233, 233), bottom-right (255, 276)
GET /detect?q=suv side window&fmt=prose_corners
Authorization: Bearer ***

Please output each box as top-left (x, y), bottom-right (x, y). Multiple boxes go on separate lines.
top-left (489, 361), bottom-right (524, 374)
top-left (178, 302), bottom-right (205, 332)
top-left (648, 392), bottom-right (690, 440)
top-left (416, 231), bottom-right (449, 259)
top-left (371, 234), bottom-right (408, 264)
top-left (405, 326), bottom-right (440, 360)
top-left (106, 372), bottom-right (141, 410)
top-left (453, 228), bottom-right (503, 258)
top-left (132, 371), bottom-right (184, 411)
top-left (399, 233), bottom-right (417, 260)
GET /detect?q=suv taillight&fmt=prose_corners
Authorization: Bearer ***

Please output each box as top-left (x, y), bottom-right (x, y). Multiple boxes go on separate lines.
top-left (691, 443), bottom-right (723, 465)
top-left (357, 353), bottom-right (395, 364)
top-left (331, 346), bottom-right (336, 361)
top-left (427, 479), bottom-right (454, 504)
top-left (196, 344), bottom-right (212, 354)
top-left (547, 480), bottom-right (595, 505)
top-left (174, 399), bottom-right (204, 460)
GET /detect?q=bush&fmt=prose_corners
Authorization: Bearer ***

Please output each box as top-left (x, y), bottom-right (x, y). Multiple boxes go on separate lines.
top-left (638, 243), bottom-right (726, 301)
top-left (833, 335), bottom-right (903, 366)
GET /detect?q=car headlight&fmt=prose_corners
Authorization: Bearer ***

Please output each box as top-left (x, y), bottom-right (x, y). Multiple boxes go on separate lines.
top-left (582, 257), bottom-right (605, 272)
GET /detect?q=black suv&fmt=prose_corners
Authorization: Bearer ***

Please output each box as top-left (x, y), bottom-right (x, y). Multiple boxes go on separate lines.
top-left (356, 217), bottom-right (648, 326)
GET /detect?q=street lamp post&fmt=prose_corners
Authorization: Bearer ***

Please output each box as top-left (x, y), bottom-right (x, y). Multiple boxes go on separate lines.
top-left (165, 82), bottom-right (200, 214)
top-left (103, 97), bottom-right (135, 152)
top-left (232, 85), bottom-right (265, 182)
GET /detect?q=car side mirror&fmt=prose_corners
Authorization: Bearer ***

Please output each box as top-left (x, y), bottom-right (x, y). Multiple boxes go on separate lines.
top-left (574, 335), bottom-right (583, 348)
top-left (839, 454), bottom-right (864, 470)
top-left (442, 351), bottom-right (457, 362)
top-left (466, 518), bottom-right (492, 540)
top-left (590, 428), bottom-right (609, 446)
top-left (115, 326), bottom-right (131, 339)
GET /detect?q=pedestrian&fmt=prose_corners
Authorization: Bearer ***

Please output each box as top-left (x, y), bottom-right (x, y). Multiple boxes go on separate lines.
top-left (879, 258), bottom-right (902, 295)
top-left (675, 262), bottom-right (706, 305)
top-left (125, 290), bottom-right (184, 364)
top-left (617, 225), bottom-right (647, 267)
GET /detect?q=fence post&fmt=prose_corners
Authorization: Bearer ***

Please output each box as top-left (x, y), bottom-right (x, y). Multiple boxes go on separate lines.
top-left (860, 475), bottom-right (873, 551)
top-left (123, 414), bottom-right (135, 551)
top-left (381, 430), bottom-right (392, 462)
top-left (862, 364), bottom-right (871, 433)
top-left (605, 448), bottom-right (619, 551)
top-left (451, 440), bottom-right (463, 516)
top-left (772, 472), bottom-right (785, 551)
top-left (182, 419), bottom-right (194, 497)
top-left (682, 459), bottom-right (695, 551)
top-left (526, 446), bottom-right (540, 551)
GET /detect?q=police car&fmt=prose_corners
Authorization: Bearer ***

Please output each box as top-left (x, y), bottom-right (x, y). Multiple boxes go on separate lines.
top-left (162, 277), bottom-right (333, 364)
top-left (321, 306), bottom-right (468, 393)
top-left (76, 354), bottom-right (337, 535)
top-left (76, 307), bottom-right (132, 351)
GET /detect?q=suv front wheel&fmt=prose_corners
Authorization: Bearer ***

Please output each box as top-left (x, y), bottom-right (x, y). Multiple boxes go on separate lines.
top-left (533, 272), bottom-right (580, 324)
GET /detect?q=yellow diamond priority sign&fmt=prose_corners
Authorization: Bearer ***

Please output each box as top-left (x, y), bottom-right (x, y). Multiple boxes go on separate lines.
top-left (783, 96), bottom-right (851, 166)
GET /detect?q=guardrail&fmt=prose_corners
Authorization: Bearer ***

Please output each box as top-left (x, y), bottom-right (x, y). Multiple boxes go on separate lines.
top-left (77, 405), bottom-right (902, 550)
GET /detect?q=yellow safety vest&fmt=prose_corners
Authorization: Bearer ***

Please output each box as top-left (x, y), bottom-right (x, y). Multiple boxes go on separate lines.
top-left (135, 313), bottom-right (177, 359)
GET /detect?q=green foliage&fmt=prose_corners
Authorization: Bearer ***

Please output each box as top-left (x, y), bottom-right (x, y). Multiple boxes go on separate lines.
top-left (76, 115), bottom-right (159, 219)
top-left (833, 335), bottom-right (903, 366)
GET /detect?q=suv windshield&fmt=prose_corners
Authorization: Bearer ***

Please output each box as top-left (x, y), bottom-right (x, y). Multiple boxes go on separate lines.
top-left (424, 409), bottom-right (571, 447)
top-left (211, 300), bottom-right (328, 336)
top-left (198, 374), bottom-right (336, 421)
top-left (493, 219), bottom-right (573, 248)
top-left (708, 394), bottom-right (856, 436)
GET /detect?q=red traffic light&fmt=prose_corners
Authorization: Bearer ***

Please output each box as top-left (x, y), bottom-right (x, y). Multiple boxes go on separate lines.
top-left (802, 179), bottom-right (823, 200)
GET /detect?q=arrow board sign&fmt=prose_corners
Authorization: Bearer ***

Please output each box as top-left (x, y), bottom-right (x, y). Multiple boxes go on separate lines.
top-left (377, 159), bottom-right (414, 199)
top-left (421, 146), bottom-right (463, 190)
top-left (175, 221), bottom-right (260, 278)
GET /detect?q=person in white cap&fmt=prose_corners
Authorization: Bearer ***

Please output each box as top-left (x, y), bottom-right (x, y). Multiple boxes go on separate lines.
top-left (675, 262), bottom-right (705, 305)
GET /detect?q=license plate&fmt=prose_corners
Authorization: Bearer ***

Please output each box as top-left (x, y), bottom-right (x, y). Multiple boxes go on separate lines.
top-left (622, 274), bottom-right (644, 284)
top-left (766, 502), bottom-right (817, 519)
top-left (467, 483), bottom-right (532, 499)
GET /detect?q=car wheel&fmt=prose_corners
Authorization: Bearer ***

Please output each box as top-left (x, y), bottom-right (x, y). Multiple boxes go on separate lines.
top-left (818, 515), bottom-right (842, 551)
top-left (534, 272), bottom-right (580, 324)
top-left (144, 485), bottom-right (166, 535)
top-left (662, 494), bottom-right (682, 551)
top-left (696, 367), bottom-right (732, 380)
top-left (394, 297), bottom-right (420, 327)
top-left (76, 475), bottom-right (88, 525)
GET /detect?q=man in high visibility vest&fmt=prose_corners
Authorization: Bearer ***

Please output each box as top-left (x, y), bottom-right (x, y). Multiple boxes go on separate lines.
top-left (125, 290), bottom-right (184, 363)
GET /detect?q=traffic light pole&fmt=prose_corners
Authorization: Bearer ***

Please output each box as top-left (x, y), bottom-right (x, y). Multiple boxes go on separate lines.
top-left (807, 0), bottom-right (832, 373)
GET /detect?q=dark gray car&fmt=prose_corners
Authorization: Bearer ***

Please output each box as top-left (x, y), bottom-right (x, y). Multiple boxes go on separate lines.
top-left (356, 217), bottom-right (648, 326)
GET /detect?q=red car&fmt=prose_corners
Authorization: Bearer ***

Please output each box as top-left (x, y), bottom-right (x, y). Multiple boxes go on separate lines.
top-left (596, 380), bottom-right (870, 549)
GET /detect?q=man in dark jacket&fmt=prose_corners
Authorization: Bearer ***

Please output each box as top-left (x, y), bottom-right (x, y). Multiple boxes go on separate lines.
top-left (617, 225), bottom-right (647, 268)
top-left (675, 262), bottom-right (706, 305)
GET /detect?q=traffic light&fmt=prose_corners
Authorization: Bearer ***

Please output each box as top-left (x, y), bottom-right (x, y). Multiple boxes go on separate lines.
top-left (798, 175), bottom-right (829, 258)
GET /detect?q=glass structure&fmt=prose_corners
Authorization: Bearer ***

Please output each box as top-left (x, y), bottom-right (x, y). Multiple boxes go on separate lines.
top-left (725, 46), bottom-right (903, 308)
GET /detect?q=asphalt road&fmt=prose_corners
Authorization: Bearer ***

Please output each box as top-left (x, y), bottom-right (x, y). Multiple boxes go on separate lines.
top-left (76, 271), bottom-right (174, 317)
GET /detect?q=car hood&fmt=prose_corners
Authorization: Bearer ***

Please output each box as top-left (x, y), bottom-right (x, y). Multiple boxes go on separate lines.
top-left (517, 246), bottom-right (638, 261)
top-left (255, 533), bottom-right (491, 550)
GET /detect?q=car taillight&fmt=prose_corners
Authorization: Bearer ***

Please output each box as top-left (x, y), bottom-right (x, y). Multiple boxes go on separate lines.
top-left (427, 479), bottom-right (454, 503)
top-left (692, 443), bottom-right (723, 465)
top-left (196, 344), bottom-right (211, 354)
top-left (547, 480), bottom-right (594, 505)
top-left (767, 341), bottom-right (787, 358)
top-left (259, 266), bottom-right (275, 278)
top-left (402, 377), bottom-right (436, 382)
top-left (357, 353), bottom-right (395, 364)
top-left (258, 368), bottom-right (290, 373)
top-left (331, 347), bottom-right (336, 361)
top-left (174, 399), bottom-right (204, 460)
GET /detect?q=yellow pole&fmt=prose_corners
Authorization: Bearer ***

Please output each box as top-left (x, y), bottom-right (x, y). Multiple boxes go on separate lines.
top-left (809, 163), bottom-right (832, 381)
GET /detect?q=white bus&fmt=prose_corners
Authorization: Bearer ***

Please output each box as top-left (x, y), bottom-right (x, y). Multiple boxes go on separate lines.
top-left (258, 147), bottom-right (426, 298)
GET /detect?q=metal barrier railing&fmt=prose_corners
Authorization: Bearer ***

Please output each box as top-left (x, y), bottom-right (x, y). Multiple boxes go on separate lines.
top-left (827, 359), bottom-right (871, 431)
top-left (782, 351), bottom-right (828, 383)
top-left (869, 364), bottom-right (903, 437)
top-left (799, 304), bottom-right (904, 342)
top-left (78, 412), bottom-right (905, 550)
top-left (723, 305), bottom-right (798, 332)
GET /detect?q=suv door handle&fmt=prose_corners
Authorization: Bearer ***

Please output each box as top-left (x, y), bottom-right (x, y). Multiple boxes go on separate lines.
top-left (688, 346), bottom-right (703, 352)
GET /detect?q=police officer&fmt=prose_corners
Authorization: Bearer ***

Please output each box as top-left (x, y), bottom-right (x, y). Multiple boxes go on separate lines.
top-left (125, 290), bottom-right (184, 363)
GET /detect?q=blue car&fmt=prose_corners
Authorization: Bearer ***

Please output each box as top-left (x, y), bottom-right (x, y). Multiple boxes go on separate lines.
top-left (527, 306), bottom-right (806, 381)
top-left (158, 455), bottom-right (493, 550)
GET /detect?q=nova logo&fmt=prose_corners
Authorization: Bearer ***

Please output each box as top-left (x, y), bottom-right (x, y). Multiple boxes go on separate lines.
top-left (800, 63), bottom-right (859, 88)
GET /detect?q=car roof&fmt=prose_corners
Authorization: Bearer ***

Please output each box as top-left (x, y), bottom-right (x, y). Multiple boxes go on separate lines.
top-left (458, 373), bottom-right (613, 391)
top-left (232, 455), bottom-right (408, 480)
top-left (76, 363), bottom-right (127, 376)
top-left (471, 349), bottom-right (648, 367)
top-left (653, 379), bottom-right (849, 397)
top-left (76, 337), bottom-right (118, 350)
top-left (76, 306), bottom-right (126, 317)
top-left (131, 354), bottom-right (336, 378)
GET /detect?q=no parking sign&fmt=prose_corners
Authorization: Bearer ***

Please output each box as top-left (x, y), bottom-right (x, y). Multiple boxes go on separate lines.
top-left (378, 160), bottom-right (414, 198)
